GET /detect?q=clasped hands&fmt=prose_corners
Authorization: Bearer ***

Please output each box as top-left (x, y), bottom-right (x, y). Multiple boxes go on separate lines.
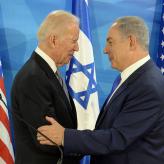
top-left (37, 116), bottom-right (65, 146)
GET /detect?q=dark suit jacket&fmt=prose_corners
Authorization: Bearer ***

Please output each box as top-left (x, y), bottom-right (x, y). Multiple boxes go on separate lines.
top-left (11, 52), bottom-right (80, 164)
top-left (64, 60), bottom-right (164, 164)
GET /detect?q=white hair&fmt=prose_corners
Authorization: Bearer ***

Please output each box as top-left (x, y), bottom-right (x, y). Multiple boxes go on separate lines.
top-left (115, 16), bottom-right (149, 50)
top-left (37, 10), bottom-right (79, 41)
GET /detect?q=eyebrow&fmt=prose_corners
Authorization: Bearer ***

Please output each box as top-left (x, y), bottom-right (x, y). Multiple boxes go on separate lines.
top-left (106, 37), bottom-right (112, 42)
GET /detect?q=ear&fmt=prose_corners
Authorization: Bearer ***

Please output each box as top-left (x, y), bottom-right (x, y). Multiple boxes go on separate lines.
top-left (48, 34), bottom-right (56, 48)
top-left (128, 35), bottom-right (137, 50)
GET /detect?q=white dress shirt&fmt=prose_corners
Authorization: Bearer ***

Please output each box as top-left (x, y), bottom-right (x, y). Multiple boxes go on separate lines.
top-left (35, 46), bottom-right (57, 74)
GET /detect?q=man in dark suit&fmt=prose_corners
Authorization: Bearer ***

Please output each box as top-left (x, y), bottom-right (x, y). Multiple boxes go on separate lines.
top-left (37, 16), bottom-right (164, 164)
top-left (11, 10), bottom-right (80, 164)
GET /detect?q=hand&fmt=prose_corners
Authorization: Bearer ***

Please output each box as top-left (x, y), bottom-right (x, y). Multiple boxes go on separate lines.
top-left (37, 116), bottom-right (65, 146)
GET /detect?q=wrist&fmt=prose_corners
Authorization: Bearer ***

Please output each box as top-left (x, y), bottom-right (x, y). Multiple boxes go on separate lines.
top-left (61, 128), bottom-right (65, 146)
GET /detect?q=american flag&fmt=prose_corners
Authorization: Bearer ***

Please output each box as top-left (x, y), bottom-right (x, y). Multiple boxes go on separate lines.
top-left (157, 1), bottom-right (164, 74)
top-left (0, 60), bottom-right (14, 164)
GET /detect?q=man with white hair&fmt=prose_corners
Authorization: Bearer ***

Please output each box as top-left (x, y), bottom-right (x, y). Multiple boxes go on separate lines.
top-left (11, 10), bottom-right (80, 164)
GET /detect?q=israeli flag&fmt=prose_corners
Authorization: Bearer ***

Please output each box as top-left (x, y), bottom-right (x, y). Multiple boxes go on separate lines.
top-left (66, 0), bottom-right (99, 130)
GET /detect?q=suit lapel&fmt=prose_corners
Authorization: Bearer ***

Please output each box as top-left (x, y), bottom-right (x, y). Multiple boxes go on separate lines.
top-left (96, 80), bottom-right (129, 127)
top-left (96, 60), bottom-right (154, 128)
top-left (31, 52), bottom-right (76, 120)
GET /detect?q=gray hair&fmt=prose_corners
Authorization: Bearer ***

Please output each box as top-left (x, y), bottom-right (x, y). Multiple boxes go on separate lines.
top-left (37, 10), bottom-right (79, 41)
top-left (114, 16), bottom-right (149, 50)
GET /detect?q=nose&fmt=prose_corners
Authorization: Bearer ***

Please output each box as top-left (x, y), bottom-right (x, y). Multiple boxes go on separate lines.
top-left (74, 42), bottom-right (79, 52)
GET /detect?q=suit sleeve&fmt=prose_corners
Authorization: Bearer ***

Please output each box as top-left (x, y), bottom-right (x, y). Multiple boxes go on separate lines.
top-left (64, 84), bottom-right (162, 155)
top-left (18, 74), bottom-right (60, 153)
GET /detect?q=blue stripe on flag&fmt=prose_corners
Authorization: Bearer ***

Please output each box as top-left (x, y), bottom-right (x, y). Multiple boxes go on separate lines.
top-left (72, 0), bottom-right (91, 40)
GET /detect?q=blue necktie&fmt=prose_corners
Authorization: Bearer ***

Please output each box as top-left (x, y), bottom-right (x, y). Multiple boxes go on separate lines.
top-left (97, 74), bottom-right (122, 122)
top-left (104, 74), bottom-right (121, 107)
top-left (109, 74), bottom-right (121, 97)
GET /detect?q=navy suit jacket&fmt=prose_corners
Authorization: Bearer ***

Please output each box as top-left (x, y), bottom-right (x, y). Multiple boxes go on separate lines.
top-left (11, 52), bottom-right (80, 164)
top-left (64, 60), bottom-right (164, 164)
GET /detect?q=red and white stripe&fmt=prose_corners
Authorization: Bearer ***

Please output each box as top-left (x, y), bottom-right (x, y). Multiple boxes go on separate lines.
top-left (0, 78), bottom-right (14, 163)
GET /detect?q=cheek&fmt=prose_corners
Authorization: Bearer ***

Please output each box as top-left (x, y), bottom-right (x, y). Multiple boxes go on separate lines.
top-left (69, 44), bottom-right (75, 51)
top-left (111, 48), bottom-right (118, 57)
top-left (112, 50), bottom-right (121, 64)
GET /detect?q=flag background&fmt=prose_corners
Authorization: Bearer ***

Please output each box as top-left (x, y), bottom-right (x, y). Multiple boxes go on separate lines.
top-left (0, 0), bottom-right (159, 109)
top-left (0, 0), bottom-right (162, 163)
top-left (66, 0), bottom-right (99, 130)
top-left (0, 59), bottom-right (14, 163)
top-left (68, 0), bottom-right (100, 163)
top-left (150, 0), bottom-right (164, 75)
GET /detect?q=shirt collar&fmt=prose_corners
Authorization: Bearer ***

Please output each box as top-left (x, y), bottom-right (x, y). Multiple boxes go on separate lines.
top-left (121, 55), bottom-right (150, 83)
top-left (35, 46), bottom-right (57, 74)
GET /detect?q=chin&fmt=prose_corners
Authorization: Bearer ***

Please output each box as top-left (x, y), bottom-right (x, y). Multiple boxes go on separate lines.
top-left (111, 63), bottom-right (117, 69)
top-left (112, 65), bottom-right (120, 71)
top-left (64, 60), bottom-right (70, 65)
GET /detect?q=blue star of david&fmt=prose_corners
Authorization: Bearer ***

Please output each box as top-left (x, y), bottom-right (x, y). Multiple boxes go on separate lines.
top-left (66, 56), bottom-right (97, 109)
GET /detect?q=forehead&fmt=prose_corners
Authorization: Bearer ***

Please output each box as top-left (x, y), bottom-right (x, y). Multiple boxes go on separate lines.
top-left (107, 23), bottom-right (121, 41)
top-left (66, 23), bottom-right (79, 37)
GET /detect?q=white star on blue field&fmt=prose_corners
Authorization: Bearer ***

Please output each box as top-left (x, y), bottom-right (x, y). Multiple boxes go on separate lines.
top-left (66, 57), bottom-right (97, 109)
